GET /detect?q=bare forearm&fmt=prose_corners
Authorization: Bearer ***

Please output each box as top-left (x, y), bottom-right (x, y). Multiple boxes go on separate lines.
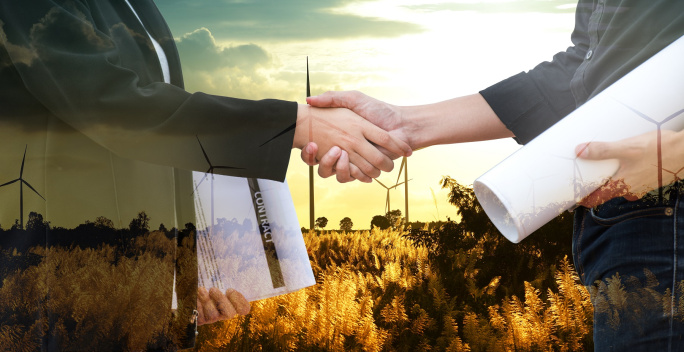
top-left (399, 93), bottom-right (514, 149)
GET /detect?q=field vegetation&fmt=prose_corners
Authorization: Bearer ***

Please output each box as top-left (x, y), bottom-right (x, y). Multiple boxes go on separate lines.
top-left (194, 178), bottom-right (594, 351)
top-left (0, 177), bottom-right (595, 351)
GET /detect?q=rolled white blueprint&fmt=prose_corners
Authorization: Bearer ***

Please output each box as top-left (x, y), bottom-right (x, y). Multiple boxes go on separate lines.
top-left (193, 173), bottom-right (316, 301)
top-left (474, 35), bottom-right (684, 243)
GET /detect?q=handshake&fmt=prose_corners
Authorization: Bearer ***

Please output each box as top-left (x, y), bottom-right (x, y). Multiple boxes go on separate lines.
top-left (292, 90), bottom-right (419, 183)
top-left (198, 88), bottom-right (684, 325)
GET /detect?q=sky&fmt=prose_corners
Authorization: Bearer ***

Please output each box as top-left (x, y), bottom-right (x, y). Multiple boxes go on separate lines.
top-left (157, 0), bottom-right (578, 230)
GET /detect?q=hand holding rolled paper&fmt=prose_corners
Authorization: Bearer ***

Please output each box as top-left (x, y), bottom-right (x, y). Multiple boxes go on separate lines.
top-left (576, 129), bottom-right (684, 208)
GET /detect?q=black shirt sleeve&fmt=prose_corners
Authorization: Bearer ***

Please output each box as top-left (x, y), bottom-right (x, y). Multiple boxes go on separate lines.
top-left (479, 1), bottom-right (591, 144)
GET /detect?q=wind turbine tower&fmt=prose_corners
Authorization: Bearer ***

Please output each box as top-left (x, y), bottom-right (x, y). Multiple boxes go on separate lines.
top-left (307, 57), bottom-right (315, 230)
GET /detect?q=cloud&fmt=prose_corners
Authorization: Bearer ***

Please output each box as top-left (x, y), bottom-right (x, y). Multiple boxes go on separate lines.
top-left (1, 3), bottom-right (115, 69)
top-left (0, 20), bottom-right (37, 67)
top-left (176, 28), bottom-right (304, 100)
top-left (176, 28), bottom-right (272, 72)
top-left (30, 6), bottom-right (114, 53)
top-left (175, 27), bottom-right (367, 101)
top-left (156, 0), bottom-right (423, 42)
top-left (406, 0), bottom-right (577, 14)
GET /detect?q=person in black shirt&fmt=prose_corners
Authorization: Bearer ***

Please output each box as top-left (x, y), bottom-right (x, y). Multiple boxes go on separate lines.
top-left (304, 1), bottom-right (684, 349)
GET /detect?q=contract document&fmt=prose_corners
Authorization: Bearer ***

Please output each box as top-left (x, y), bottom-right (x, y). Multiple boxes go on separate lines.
top-left (193, 173), bottom-right (315, 301)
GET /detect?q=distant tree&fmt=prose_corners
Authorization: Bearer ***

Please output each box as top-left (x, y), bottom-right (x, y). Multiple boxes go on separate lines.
top-left (26, 212), bottom-right (49, 232)
top-left (385, 209), bottom-right (403, 229)
top-left (129, 211), bottom-right (150, 234)
top-left (10, 219), bottom-right (21, 231)
top-left (158, 223), bottom-right (167, 232)
top-left (184, 222), bottom-right (196, 232)
top-left (217, 217), bottom-right (239, 231)
top-left (339, 217), bottom-right (353, 232)
top-left (315, 217), bottom-right (328, 229)
top-left (370, 215), bottom-right (390, 230)
top-left (94, 216), bottom-right (115, 229)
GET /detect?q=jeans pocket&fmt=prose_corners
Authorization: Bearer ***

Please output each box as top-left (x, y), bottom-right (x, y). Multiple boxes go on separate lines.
top-left (590, 205), bottom-right (674, 227)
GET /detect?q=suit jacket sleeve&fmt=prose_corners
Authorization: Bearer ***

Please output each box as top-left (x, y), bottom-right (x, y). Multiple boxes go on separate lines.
top-left (0, 0), bottom-right (297, 182)
top-left (479, 0), bottom-right (591, 145)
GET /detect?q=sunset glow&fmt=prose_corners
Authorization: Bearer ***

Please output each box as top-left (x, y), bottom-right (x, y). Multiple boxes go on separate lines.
top-left (157, 0), bottom-right (576, 229)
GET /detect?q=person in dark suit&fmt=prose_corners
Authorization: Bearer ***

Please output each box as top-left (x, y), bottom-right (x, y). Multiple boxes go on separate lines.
top-left (0, 0), bottom-right (410, 350)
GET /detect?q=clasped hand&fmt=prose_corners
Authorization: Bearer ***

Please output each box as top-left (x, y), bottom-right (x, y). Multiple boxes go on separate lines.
top-left (293, 103), bottom-right (412, 182)
top-left (295, 92), bottom-right (414, 182)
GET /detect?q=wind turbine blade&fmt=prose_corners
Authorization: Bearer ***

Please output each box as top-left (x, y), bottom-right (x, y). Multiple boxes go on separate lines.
top-left (619, 101), bottom-right (684, 126)
top-left (663, 108), bottom-right (684, 124)
top-left (20, 145), bottom-right (27, 178)
top-left (395, 157), bottom-right (406, 185)
top-left (306, 56), bottom-right (310, 98)
top-left (196, 136), bottom-right (213, 166)
top-left (194, 173), bottom-right (209, 192)
top-left (391, 181), bottom-right (407, 189)
top-left (0, 179), bottom-right (19, 188)
top-left (617, 101), bottom-right (658, 125)
top-left (22, 180), bottom-right (45, 200)
top-left (213, 165), bottom-right (244, 170)
top-left (374, 179), bottom-right (390, 189)
top-left (258, 123), bottom-right (297, 147)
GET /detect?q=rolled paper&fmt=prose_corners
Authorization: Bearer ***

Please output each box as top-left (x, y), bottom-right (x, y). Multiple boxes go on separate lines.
top-left (474, 35), bottom-right (684, 243)
top-left (193, 173), bottom-right (315, 301)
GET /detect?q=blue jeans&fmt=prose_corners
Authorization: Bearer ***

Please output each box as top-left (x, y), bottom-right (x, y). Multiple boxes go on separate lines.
top-left (573, 182), bottom-right (684, 351)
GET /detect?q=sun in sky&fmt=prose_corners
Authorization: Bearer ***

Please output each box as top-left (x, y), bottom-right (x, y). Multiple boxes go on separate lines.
top-left (156, 0), bottom-right (577, 229)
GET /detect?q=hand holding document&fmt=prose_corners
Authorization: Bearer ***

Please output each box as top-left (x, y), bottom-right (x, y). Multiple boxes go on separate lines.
top-left (193, 173), bottom-right (316, 302)
top-left (197, 287), bottom-right (250, 325)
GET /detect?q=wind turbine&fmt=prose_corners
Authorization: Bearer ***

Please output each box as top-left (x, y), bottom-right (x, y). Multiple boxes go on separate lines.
top-left (194, 136), bottom-right (242, 232)
top-left (663, 166), bottom-right (684, 183)
top-left (307, 57), bottom-right (315, 230)
top-left (0, 145), bottom-right (45, 229)
top-left (618, 102), bottom-right (684, 201)
top-left (375, 158), bottom-right (411, 217)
